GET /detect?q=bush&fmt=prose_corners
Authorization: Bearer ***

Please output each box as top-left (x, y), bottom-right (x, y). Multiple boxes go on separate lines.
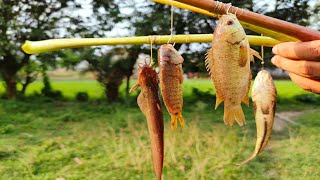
top-left (76, 92), bottom-right (89, 102)
top-left (0, 124), bottom-right (15, 134)
top-left (191, 87), bottom-right (215, 102)
top-left (295, 94), bottom-right (320, 104)
top-left (41, 88), bottom-right (63, 99)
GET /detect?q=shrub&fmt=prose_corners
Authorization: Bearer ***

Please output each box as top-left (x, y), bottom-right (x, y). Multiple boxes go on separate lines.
top-left (191, 87), bottom-right (215, 102)
top-left (295, 94), bottom-right (319, 104)
top-left (76, 92), bottom-right (89, 102)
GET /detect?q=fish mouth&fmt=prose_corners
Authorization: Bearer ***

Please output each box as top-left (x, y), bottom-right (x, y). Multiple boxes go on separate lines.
top-left (171, 55), bottom-right (184, 64)
top-left (258, 70), bottom-right (272, 80)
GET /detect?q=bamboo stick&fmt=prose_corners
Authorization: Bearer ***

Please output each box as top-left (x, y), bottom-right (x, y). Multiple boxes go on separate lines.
top-left (22, 34), bottom-right (280, 54)
top-left (172, 0), bottom-right (320, 41)
top-left (153, 0), bottom-right (298, 42)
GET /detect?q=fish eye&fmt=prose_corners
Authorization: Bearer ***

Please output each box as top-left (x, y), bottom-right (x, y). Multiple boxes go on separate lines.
top-left (227, 20), bottom-right (234, 25)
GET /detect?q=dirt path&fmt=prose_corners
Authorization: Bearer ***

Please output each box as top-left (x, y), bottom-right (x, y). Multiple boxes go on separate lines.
top-left (273, 111), bottom-right (305, 132)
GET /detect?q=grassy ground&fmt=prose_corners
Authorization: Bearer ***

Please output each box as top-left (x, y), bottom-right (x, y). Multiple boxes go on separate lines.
top-left (0, 80), bottom-right (319, 179)
top-left (0, 79), bottom-right (310, 99)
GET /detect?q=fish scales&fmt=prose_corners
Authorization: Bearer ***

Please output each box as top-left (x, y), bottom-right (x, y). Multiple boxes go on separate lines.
top-left (205, 14), bottom-right (261, 127)
top-left (158, 44), bottom-right (185, 129)
top-left (161, 68), bottom-right (182, 110)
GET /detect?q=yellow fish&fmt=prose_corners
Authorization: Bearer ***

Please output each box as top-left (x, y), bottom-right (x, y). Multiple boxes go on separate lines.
top-left (205, 14), bottom-right (261, 126)
top-left (237, 70), bottom-right (277, 166)
top-left (158, 44), bottom-right (185, 129)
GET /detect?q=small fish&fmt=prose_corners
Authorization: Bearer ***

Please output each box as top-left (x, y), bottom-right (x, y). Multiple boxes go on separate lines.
top-left (237, 70), bottom-right (277, 166)
top-left (158, 44), bottom-right (185, 129)
top-left (130, 64), bottom-right (164, 180)
top-left (205, 14), bottom-right (261, 126)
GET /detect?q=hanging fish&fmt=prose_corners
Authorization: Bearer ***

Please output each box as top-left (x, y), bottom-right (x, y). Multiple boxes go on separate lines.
top-left (237, 70), bottom-right (277, 166)
top-left (158, 44), bottom-right (185, 129)
top-left (205, 14), bottom-right (262, 126)
top-left (130, 63), bottom-right (164, 180)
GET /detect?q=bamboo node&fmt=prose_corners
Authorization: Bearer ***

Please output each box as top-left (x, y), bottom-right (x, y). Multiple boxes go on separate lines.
top-left (185, 35), bottom-right (190, 43)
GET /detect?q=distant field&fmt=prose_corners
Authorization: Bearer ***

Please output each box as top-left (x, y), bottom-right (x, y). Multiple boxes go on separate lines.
top-left (0, 79), bottom-right (310, 99)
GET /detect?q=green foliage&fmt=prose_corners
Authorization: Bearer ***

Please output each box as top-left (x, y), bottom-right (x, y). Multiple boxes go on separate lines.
top-left (251, 0), bottom-right (319, 73)
top-left (0, 0), bottom-right (123, 98)
top-left (58, 50), bottom-right (82, 70)
top-left (131, 0), bottom-right (215, 71)
top-left (0, 124), bottom-right (15, 134)
top-left (82, 46), bottom-right (140, 102)
top-left (0, 0), bottom-right (86, 97)
top-left (295, 94), bottom-right (320, 104)
top-left (263, 0), bottom-right (314, 26)
top-left (76, 92), bottom-right (89, 102)
top-left (0, 80), bottom-right (319, 179)
top-left (40, 66), bottom-right (62, 99)
top-left (191, 87), bottom-right (215, 102)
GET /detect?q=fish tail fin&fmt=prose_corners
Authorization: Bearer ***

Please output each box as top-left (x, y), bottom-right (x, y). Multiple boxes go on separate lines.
top-left (224, 105), bottom-right (246, 127)
top-left (171, 113), bottom-right (185, 129)
top-left (236, 153), bottom-right (257, 166)
top-left (224, 108), bottom-right (235, 127)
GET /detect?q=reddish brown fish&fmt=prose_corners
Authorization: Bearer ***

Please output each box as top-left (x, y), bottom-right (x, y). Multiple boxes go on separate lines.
top-left (130, 64), bottom-right (164, 180)
top-left (237, 70), bottom-right (277, 166)
top-left (205, 14), bottom-right (261, 126)
top-left (158, 44), bottom-right (185, 129)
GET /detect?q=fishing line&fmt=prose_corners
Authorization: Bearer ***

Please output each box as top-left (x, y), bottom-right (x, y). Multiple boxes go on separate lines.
top-left (167, 0), bottom-right (174, 45)
top-left (226, 3), bottom-right (232, 14)
top-left (149, 36), bottom-right (155, 67)
top-left (261, 34), bottom-right (265, 70)
top-left (237, 8), bottom-right (245, 18)
top-left (234, 6), bottom-right (239, 16)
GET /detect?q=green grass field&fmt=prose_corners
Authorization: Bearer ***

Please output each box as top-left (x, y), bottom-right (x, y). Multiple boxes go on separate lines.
top-left (0, 79), bottom-right (310, 99)
top-left (0, 80), bottom-right (319, 179)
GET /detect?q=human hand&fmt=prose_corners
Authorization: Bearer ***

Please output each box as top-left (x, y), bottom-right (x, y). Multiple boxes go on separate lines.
top-left (271, 40), bottom-right (320, 94)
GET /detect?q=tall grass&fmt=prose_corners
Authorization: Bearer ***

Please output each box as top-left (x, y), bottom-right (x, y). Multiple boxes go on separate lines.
top-left (0, 80), bottom-right (319, 179)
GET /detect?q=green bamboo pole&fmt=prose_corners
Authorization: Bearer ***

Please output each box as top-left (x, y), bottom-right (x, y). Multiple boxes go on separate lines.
top-left (22, 34), bottom-right (280, 54)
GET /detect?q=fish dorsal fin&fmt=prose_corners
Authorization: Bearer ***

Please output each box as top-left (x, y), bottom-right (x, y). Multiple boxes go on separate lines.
top-left (250, 48), bottom-right (263, 62)
top-left (178, 67), bottom-right (183, 84)
top-left (205, 48), bottom-right (214, 76)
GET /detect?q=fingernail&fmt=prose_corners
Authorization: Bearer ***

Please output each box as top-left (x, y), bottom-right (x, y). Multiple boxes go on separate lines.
top-left (271, 57), bottom-right (276, 64)
top-left (272, 46), bottom-right (278, 54)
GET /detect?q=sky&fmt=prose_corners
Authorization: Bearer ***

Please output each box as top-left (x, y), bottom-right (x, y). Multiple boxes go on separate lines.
top-left (74, 0), bottom-right (319, 38)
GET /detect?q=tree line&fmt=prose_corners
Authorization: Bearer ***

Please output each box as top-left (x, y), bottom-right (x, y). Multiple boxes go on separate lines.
top-left (0, 0), bottom-right (319, 101)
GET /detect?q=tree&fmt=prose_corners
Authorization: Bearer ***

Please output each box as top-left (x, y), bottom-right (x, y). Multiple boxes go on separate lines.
top-left (264, 0), bottom-right (313, 26)
top-left (130, 0), bottom-right (255, 75)
top-left (17, 59), bottom-right (39, 95)
top-left (251, 0), bottom-right (319, 75)
top-left (82, 46), bottom-right (140, 102)
top-left (0, 0), bottom-right (89, 98)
